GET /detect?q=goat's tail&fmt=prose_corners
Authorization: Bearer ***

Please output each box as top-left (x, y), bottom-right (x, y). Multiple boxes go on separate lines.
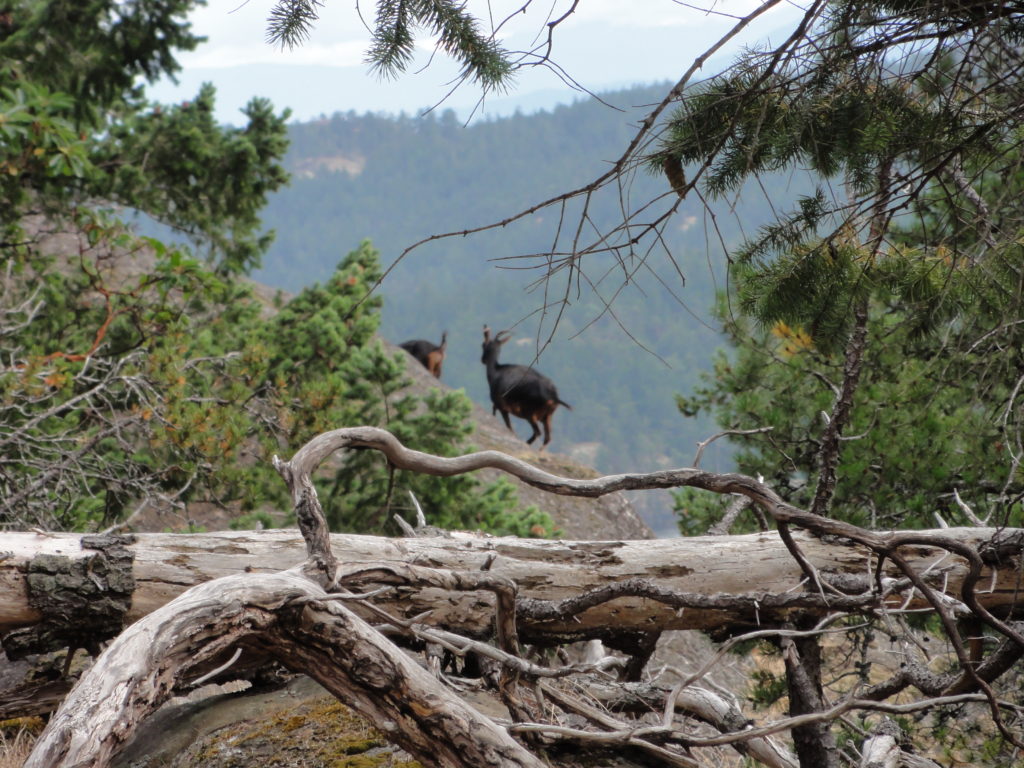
top-left (557, 398), bottom-right (572, 410)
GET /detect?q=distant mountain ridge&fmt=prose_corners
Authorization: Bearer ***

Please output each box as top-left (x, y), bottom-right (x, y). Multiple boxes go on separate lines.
top-left (253, 82), bottom-right (810, 532)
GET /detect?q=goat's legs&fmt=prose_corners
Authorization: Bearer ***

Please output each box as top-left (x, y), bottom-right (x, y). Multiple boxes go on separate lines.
top-left (499, 409), bottom-right (515, 434)
top-left (525, 417), bottom-right (542, 445)
top-left (540, 413), bottom-right (553, 449)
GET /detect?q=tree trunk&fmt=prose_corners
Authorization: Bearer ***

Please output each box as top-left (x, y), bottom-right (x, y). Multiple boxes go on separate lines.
top-left (782, 633), bottom-right (838, 768)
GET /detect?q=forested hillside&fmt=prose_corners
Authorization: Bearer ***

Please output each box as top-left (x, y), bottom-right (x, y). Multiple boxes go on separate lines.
top-left (255, 85), bottom-right (807, 489)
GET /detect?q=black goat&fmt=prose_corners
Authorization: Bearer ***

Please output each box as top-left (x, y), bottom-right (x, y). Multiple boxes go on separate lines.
top-left (399, 332), bottom-right (447, 378)
top-left (481, 326), bottom-right (571, 450)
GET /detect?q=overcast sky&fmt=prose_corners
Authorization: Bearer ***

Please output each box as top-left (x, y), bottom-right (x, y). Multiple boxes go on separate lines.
top-left (147, 0), bottom-right (808, 125)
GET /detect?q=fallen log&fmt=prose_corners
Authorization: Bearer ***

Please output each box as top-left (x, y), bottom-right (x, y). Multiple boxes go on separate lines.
top-left (2, 525), bottom-right (1020, 651)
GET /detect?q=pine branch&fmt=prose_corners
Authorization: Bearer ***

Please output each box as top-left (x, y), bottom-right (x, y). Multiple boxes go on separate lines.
top-left (365, 0), bottom-right (512, 90)
top-left (266, 0), bottom-right (324, 49)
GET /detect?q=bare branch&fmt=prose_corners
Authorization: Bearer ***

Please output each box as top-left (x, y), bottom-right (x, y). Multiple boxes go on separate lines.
top-left (953, 487), bottom-right (988, 526)
top-left (693, 427), bottom-right (773, 468)
top-left (708, 494), bottom-right (753, 535)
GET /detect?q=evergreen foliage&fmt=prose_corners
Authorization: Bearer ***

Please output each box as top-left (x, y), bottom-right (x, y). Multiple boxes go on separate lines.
top-left (677, 277), bottom-right (1021, 532)
top-left (1, 0), bottom-right (201, 123)
top-left (365, 0), bottom-right (512, 90)
top-left (1, 0), bottom-right (290, 275)
top-left (266, 0), bottom-right (512, 91)
top-left (96, 85), bottom-right (291, 274)
top-left (266, 0), bottom-right (323, 49)
top-left (0, 0), bottom-right (547, 538)
top-left (662, 3), bottom-right (1024, 538)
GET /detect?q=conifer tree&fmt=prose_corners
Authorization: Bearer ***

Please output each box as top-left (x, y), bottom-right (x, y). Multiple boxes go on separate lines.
top-left (664, 33), bottom-right (1024, 533)
top-left (651, 14), bottom-right (1024, 766)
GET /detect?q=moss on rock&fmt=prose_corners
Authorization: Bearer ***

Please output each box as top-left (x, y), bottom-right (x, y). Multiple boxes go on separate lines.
top-left (171, 693), bottom-right (420, 768)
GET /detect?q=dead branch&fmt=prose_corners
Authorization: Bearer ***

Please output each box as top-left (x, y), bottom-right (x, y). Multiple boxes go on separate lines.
top-left (693, 427), bottom-right (773, 468)
top-left (860, 717), bottom-right (943, 768)
top-left (708, 493), bottom-right (754, 535)
top-left (587, 681), bottom-right (798, 768)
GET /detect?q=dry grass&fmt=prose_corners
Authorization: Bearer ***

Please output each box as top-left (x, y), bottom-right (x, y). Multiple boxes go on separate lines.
top-left (0, 727), bottom-right (36, 767)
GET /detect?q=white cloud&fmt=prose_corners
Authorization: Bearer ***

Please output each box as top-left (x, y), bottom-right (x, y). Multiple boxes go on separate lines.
top-left (183, 40), bottom-right (367, 68)
top-left (182, 0), bottom-right (799, 69)
top-left (150, 0), bottom-right (810, 121)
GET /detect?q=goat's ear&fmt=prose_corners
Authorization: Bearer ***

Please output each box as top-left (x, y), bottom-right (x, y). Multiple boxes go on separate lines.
top-left (483, 325), bottom-right (491, 343)
top-left (496, 330), bottom-right (513, 344)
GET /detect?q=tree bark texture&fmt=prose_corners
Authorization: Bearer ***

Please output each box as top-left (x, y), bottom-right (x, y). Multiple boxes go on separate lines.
top-left (1, 533), bottom-right (135, 660)
top-left (3, 526), bottom-right (1021, 650)
top-left (782, 633), bottom-right (838, 768)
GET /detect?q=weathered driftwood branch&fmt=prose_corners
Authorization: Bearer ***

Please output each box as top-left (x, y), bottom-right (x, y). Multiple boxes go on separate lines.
top-left (26, 425), bottom-right (551, 768)
top-left (859, 718), bottom-right (943, 768)
top-left (584, 681), bottom-right (798, 768)
top-left (24, 571), bottom-right (543, 768)
top-left (291, 429), bottom-right (1024, 663)
top-left (256, 428), bottom-right (1024, 574)
top-left (7, 428), bottom-right (1021, 649)
top-left (24, 572), bottom-right (309, 768)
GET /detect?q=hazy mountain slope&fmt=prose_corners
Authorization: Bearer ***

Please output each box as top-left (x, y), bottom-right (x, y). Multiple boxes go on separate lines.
top-left (253, 83), bottom-right (812, 529)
